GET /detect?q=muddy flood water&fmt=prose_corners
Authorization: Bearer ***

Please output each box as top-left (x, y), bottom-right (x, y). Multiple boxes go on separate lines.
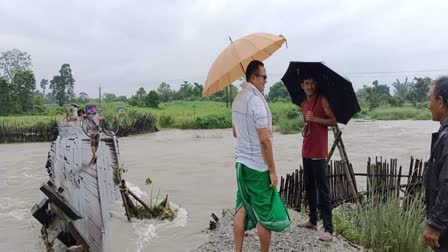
top-left (0, 120), bottom-right (439, 251)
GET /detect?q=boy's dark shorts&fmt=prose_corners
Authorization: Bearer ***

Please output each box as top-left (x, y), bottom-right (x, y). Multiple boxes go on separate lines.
top-left (91, 135), bottom-right (99, 147)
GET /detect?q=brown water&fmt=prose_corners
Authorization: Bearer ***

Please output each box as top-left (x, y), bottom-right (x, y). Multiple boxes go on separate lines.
top-left (0, 120), bottom-right (439, 252)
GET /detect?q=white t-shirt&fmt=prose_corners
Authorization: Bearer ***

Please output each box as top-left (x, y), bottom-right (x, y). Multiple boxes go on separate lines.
top-left (232, 82), bottom-right (272, 172)
top-left (73, 107), bottom-right (78, 118)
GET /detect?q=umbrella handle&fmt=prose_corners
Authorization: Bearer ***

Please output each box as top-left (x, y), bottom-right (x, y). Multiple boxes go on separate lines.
top-left (302, 122), bottom-right (311, 138)
top-left (229, 36), bottom-right (246, 76)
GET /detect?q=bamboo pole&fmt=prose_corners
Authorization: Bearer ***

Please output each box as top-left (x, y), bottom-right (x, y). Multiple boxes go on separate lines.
top-left (331, 125), bottom-right (358, 201)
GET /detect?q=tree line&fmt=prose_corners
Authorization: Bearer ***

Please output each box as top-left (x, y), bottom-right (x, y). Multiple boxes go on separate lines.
top-left (356, 77), bottom-right (432, 110)
top-left (0, 49), bottom-right (435, 115)
top-left (0, 49), bottom-right (76, 115)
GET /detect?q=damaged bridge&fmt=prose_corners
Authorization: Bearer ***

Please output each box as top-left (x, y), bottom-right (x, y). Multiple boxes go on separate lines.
top-left (31, 124), bottom-right (123, 252)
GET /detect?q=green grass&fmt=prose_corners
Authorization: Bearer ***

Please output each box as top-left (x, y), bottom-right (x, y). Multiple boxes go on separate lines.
top-left (334, 194), bottom-right (430, 252)
top-left (0, 115), bottom-right (63, 126)
top-left (0, 101), bottom-right (433, 135)
top-left (98, 101), bottom-right (303, 130)
top-left (277, 117), bottom-right (305, 134)
top-left (367, 106), bottom-right (431, 120)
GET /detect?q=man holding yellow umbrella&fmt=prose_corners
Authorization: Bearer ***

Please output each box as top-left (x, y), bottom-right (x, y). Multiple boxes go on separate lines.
top-left (203, 33), bottom-right (290, 252)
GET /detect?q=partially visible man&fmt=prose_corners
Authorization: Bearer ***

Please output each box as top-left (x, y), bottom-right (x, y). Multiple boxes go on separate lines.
top-left (90, 132), bottom-right (99, 163)
top-left (232, 60), bottom-right (290, 252)
top-left (72, 104), bottom-right (79, 121)
top-left (86, 105), bottom-right (100, 163)
top-left (77, 109), bottom-right (84, 119)
top-left (298, 75), bottom-right (337, 242)
top-left (423, 76), bottom-right (448, 251)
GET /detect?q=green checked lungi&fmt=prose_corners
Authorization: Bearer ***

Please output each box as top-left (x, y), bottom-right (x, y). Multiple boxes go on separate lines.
top-left (235, 162), bottom-right (290, 232)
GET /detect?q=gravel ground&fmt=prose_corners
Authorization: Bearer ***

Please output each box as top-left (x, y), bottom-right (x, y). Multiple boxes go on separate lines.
top-left (192, 209), bottom-right (362, 252)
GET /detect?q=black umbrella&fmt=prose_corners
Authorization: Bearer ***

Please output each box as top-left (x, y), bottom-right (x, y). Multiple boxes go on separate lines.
top-left (281, 61), bottom-right (361, 125)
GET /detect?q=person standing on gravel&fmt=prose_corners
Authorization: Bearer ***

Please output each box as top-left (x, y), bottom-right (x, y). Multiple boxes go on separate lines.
top-left (298, 74), bottom-right (337, 242)
top-left (232, 60), bottom-right (290, 252)
top-left (422, 76), bottom-right (448, 251)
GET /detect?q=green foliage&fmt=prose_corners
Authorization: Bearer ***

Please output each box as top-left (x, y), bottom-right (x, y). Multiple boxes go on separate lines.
top-left (40, 78), bottom-right (49, 98)
top-left (392, 78), bottom-right (410, 100)
top-left (129, 87), bottom-right (147, 107)
top-left (0, 49), bottom-right (32, 81)
top-left (49, 64), bottom-right (75, 106)
top-left (157, 82), bottom-right (174, 102)
top-left (0, 118), bottom-right (58, 143)
top-left (116, 96), bottom-right (127, 102)
top-left (32, 95), bottom-right (45, 113)
top-left (115, 112), bottom-right (159, 137)
top-left (78, 92), bottom-right (89, 104)
top-left (334, 194), bottom-right (430, 252)
top-left (278, 117), bottom-right (304, 134)
top-left (158, 114), bottom-right (175, 128)
top-left (207, 84), bottom-right (239, 103)
top-left (0, 115), bottom-right (63, 126)
top-left (136, 87), bottom-right (146, 99)
top-left (363, 80), bottom-right (392, 110)
top-left (269, 102), bottom-right (299, 125)
top-left (13, 70), bottom-right (36, 112)
top-left (411, 77), bottom-right (431, 103)
top-left (358, 77), bottom-right (432, 110)
top-left (134, 179), bottom-right (177, 221)
top-left (0, 67), bottom-right (44, 115)
top-left (171, 81), bottom-right (205, 101)
top-left (277, 106), bottom-right (304, 134)
top-left (128, 96), bottom-right (141, 107)
top-left (368, 106), bottom-right (430, 120)
top-left (145, 177), bottom-right (152, 186)
top-left (175, 81), bottom-right (195, 100)
top-left (388, 96), bottom-right (404, 107)
top-left (134, 195), bottom-right (177, 221)
top-left (268, 81), bottom-right (290, 102)
top-left (285, 106), bottom-right (301, 119)
top-left (103, 93), bottom-right (117, 103)
top-left (193, 114), bottom-right (231, 129)
top-left (0, 77), bottom-right (15, 115)
top-left (145, 91), bottom-right (160, 108)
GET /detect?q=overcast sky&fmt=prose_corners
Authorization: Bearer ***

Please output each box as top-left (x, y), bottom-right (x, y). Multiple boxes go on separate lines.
top-left (1, 0), bottom-right (447, 98)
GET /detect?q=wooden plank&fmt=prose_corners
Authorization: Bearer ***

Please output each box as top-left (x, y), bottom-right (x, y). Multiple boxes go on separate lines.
top-left (397, 165), bottom-right (402, 198)
top-left (328, 161), bottom-right (333, 202)
top-left (326, 130), bottom-right (342, 166)
top-left (290, 173), bottom-right (294, 206)
top-left (67, 221), bottom-right (90, 251)
top-left (299, 169), bottom-right (303, 211)
top-left (36, 124), bottom-right (123, 252)
top-left (294, 169), bottom-right (299, 209)
top-left (40, 183), bottom-right (82, 220)
top-left (280, 176), bottom-right (284, 199)
top-left (367, 158), bottom-right (370, 195)
top-left (285, 174), bottom-right (289, 206)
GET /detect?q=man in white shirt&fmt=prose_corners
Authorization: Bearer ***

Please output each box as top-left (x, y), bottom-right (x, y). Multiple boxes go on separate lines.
top-left (232, 60), bottom-right (290, 252)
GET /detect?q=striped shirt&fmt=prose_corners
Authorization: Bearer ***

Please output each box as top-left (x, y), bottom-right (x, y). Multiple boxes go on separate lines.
top-left (232, 82), bottom-right (272, 172)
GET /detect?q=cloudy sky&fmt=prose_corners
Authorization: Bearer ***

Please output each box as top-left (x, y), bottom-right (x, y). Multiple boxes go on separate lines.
top-left (1, 0), bottom-right (447, 97)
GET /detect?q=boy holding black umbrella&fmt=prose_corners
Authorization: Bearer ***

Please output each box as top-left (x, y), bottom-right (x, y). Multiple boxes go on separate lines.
top-left (298, 74), bottom-right (337, 242)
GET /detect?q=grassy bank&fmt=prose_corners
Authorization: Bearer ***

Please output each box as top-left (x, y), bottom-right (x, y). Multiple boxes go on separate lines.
top-left (333, 194), bottom-right (430, 252)
top-left (0, 101), bottom-right (433, 142)
top-left (0, 115), bottom-right (63, 126)
top-left (0, 107), bottom-right (158, 143)
top-left (366, 106), bottom-right (431, 120)
top-left (97, 101), bottom-right (304, 132)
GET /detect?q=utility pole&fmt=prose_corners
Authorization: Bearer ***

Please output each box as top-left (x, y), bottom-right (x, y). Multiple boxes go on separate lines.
top-left (99, 85), bottom-right (102, 109)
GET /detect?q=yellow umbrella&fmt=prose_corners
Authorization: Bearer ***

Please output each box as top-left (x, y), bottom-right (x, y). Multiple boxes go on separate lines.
top-left (202, 33), bottom-right (287, 97)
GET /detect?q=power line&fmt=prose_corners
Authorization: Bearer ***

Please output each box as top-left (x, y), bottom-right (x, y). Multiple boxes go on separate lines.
top-left (144, 68), bottom-right (448, 86)
top-left (267, 68), bottom-right (448, 77)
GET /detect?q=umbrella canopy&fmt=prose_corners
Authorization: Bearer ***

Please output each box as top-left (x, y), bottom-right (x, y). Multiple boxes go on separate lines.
top-left (202, 33), bottom-right (286, 97)
top-left (281, 61), bottom-right (361, 124)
